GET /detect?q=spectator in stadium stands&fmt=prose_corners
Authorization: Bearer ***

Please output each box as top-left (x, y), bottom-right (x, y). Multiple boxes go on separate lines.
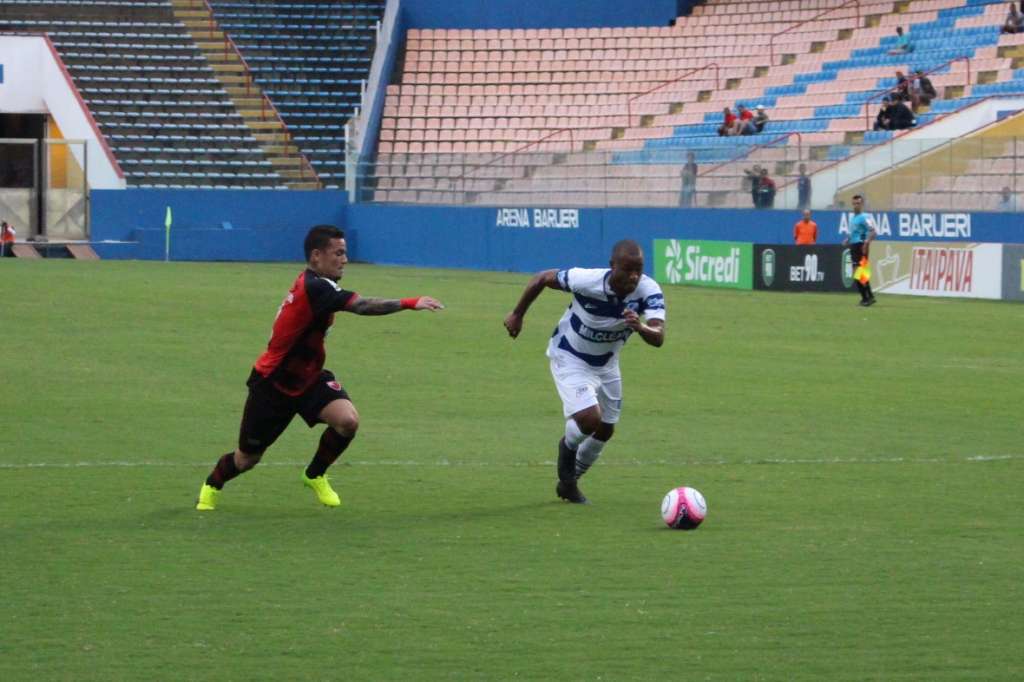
top-left (887, 26), bottom-right (913, 55)
top-left (1002, 3), bottom-right (1023, 34)
top-left (718, 107), bottom-right (738, 136)
top-left (744, 164), bottom-right (763, 205)
top-left (755, 168), bottom-right (777, 209)
top-left (911, 69), bottom-right (938, 109)
top-left (752, 105), bottom-right (769, 133)
top-left (679, 152), bottom-right (698, 208)
top-left (794, 209), bottom-right (818, 245)
top-left (894, 71), bottom-right (912, 103)
top-left (997, 186), bottom-right (1019, 211)
top-left (737, 104), bottom-right (756, 135)
top-left (873, 97), bottom-right (893, 131)
top-left (888, 97), bottom-right (916, 130)
top-left (874, 97), bottom-right (916, 131)
top-left (797, 164), bottom-right (812, 209)
top-left (1, 221), bottom-right (15, 257)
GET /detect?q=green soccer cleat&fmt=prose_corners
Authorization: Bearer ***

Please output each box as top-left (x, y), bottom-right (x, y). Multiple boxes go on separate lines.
top-left (196, 483), bottom-right (220, 511)
top-left (302, 473), bottom-right (341, 507)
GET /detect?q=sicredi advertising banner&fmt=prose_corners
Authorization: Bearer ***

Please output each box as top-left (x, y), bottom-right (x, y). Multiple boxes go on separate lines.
top-left (870, 242), bottom-right (1003, 299)
top-left (1001, 244), bottom-right (1024, 302)
top-left (654, 239), bottom-right (752, 290)
top-left (753, 244), bottom-right (855, 292)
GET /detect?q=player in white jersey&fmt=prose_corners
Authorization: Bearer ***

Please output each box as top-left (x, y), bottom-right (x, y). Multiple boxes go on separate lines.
top-left (504, 240), bottom-right (666, 503)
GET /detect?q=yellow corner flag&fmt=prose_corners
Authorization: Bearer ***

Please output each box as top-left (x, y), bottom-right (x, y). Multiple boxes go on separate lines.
top-left (854, 257), bottom-right (871, 284)
top-left (164, 206), bottom-right (173, 262)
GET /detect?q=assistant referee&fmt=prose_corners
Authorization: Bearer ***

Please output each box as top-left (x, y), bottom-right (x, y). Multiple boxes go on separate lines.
top-left (842, 194), bottom-right (877, 306)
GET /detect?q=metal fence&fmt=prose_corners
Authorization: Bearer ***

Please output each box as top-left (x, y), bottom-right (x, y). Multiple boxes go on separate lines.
top-left (356, 135), bottom-right (1024, 213)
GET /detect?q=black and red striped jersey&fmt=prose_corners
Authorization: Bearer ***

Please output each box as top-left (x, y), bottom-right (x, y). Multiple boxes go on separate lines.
top-left (253, 269), bottom-right (357, 396)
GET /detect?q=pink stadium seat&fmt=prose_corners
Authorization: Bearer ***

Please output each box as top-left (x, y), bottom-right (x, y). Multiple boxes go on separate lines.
top-left (375, 0), bottom-right (1022, 205)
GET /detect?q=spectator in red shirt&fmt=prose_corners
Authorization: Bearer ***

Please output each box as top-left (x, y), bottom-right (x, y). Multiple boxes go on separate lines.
top-left (755, 168), bottom-right (777, 209)
top-left (1, 221), bottom-right (15, 257)
top-left (737, 104), bottom-right (756, 135)
top-left (718, 106), bottom-right (737, 136)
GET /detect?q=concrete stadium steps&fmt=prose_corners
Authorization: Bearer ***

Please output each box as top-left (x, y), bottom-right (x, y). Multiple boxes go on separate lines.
top-left (169, 0), bottom-right (319, 189)
top-left (1, 0), bottom-right (284, 189)
top-left (205, 0), bottom-right (385, 188)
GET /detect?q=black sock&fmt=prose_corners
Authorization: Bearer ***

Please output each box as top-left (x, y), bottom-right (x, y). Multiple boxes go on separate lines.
top-left (205, 452), bottom-right (240, 490)
top-left (855, 281), bottom-right (868, 301)
top-left (865, 283), bottom-right (874, 299)
top-left (305, 429), bottom-right (354, 479)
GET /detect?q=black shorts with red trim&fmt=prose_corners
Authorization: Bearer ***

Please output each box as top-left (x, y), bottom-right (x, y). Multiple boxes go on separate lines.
top-left (237, 368), bottom-right (350, 455)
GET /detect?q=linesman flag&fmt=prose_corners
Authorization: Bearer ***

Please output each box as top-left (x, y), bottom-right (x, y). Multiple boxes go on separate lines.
top-left (854, 257), bottom-right (871, 284)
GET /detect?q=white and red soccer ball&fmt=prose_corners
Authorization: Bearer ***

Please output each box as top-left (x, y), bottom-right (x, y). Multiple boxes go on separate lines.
top-left (661, 486), bottom-right (707, 530)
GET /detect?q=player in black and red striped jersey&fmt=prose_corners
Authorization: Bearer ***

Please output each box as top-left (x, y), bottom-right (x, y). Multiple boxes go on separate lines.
top-left (196, 225), bottom-right (444, 510)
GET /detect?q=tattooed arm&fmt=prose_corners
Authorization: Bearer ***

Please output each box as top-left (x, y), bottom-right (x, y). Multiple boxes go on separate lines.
top-left (346, 295), bottom-right (444, 315)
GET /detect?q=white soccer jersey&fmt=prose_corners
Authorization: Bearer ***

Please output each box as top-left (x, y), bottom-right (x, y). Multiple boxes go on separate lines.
top-left (546, 267), bottom-right (666, 368)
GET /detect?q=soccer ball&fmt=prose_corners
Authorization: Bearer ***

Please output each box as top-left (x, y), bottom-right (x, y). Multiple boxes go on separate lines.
top-left (661, 486), bottom-right (707, 530)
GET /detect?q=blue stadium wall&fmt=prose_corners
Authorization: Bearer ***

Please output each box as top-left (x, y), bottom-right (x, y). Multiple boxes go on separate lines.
top-left (345, 205), bottom-right (1022, 272)
top-left (88, 191), bottom-right (1023, 270)
top-left (90, 189), bottom-right (346, 261)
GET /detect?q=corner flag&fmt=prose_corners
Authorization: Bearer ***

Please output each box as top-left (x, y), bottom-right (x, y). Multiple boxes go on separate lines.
top-left (164, 206), bottom-right (172, 262)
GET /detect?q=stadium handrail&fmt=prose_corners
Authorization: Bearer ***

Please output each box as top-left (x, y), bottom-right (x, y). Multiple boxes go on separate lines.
top-left (768, 95), bottom-right (1014, 203)
top-left (832, 95), bottom-right (1024, 195)
top-left (627, 63), bottom-right (720, 129)
top-left (769, 0), bottom-right (861, 67)
top-left (450, 127), bottom-right (578, 191)
top-left (861, 56), bottom-right (972, 130)
top-left (192, 0), bottom-right (321, 186)
top-left (696, 132), bottom-right (803, 189)
top-left (0, 31), bottom-right (128, 181)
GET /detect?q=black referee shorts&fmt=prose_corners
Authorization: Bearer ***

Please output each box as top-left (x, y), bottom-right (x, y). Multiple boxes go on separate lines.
top-left (237, 369), bottom-right (351, 455)
top-left (850, 241), bottom-right (867, 264)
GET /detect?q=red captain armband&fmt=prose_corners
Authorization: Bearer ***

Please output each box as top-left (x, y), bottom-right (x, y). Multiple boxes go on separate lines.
top-left (400, 297), bottom-right (421, 309)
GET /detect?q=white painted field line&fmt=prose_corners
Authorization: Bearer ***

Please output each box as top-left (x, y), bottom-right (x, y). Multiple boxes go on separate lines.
top-left (0, 453), bottom-right (1021, 470)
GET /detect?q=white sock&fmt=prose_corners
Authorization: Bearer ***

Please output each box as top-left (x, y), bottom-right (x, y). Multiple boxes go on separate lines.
top-left (575, 436), bottom-right (606, 478)
top-left (564, 419), bottom-right (586, 449)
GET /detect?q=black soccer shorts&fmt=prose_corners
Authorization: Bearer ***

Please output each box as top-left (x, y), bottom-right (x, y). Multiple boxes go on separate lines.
top-left (850, 241), bottom-right (867, 264)
top-left (237, 369), bottom-right (351, 455)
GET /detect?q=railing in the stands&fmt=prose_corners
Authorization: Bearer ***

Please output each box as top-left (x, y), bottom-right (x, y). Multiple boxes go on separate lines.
top-left (449, 128), bottom-right (578, 194)
top-left (627, 63), bottom-right (721, 129)
top-left (699, 132), bottom-right (803, 179)
top-left (769, 0), bottom-right (862, 67)
top-left (862, 56), bottom-right (972, 130)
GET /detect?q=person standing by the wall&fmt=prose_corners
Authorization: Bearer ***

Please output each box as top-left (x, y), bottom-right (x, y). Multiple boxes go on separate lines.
top-left (793, 210), bottom-right (818, 245)
top-left (797, 164), bottom-right (812, 210)
top-left (1, 221), bottom-right (16, 257)
top-left (679, 152), bottom-right (698, 208)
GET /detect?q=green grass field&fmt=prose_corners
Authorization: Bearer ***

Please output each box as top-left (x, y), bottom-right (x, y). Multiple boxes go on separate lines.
top-left (2, 259), bottom-right (1022, 681)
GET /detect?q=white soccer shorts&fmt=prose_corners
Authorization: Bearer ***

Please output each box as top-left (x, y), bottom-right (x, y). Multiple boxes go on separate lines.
top-left (548, 351), bottom-right (623, 423)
